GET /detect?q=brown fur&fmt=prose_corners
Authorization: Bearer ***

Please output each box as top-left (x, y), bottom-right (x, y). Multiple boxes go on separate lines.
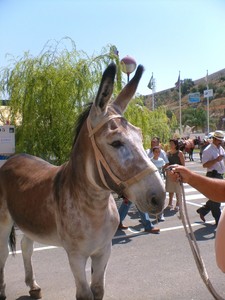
top-left (0, 154), bottom-right (57, 236)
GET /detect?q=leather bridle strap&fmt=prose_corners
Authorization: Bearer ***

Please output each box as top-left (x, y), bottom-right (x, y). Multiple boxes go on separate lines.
top-left (88, 114), bottom-right (120, 137)
top-left (86, 115), bottom-right (157, 192)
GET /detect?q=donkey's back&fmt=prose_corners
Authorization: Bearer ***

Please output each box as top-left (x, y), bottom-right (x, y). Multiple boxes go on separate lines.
top-left (0, 153), bottom-right (60, 245)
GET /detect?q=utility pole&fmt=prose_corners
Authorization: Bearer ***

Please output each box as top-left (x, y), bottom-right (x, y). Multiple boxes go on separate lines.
top-left (152, 75), bottom-right (156, 111)
top-left (147, 72), bottom-right (156, 111)
top-left (206, 70), bottom-right (210, 134)
top-left (176, 71), bottom-right (182, 136)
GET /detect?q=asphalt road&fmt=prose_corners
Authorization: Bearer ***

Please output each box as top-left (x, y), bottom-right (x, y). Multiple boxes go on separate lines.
top-left (4, 153), bottom-right (225, 300)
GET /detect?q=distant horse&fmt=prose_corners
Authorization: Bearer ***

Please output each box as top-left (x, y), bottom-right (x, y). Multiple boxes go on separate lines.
top-left (0, 63), bottom-right (165, 300)
top-left (179, 137), bottom-right (200, 161)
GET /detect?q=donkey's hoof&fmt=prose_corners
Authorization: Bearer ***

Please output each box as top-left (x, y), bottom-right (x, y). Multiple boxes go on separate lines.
top-left (29, 288), bottom-right (42, 299)
top-left (0, 296), bottom-right (6, 300)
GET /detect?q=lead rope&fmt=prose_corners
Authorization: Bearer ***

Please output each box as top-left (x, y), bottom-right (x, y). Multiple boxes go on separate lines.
top-left (179, 181), bottom-right (225, 300)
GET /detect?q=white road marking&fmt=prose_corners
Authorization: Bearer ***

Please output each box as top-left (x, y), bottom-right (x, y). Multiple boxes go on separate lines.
top-left (185, 194), bottom-right (206, 201)
top-left (9, 245), bottom-right (57, 255)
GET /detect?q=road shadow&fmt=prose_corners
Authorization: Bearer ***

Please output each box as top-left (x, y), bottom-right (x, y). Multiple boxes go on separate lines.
top-left (163, 208), bottom-right (177, 217)
top-left (127, 209), bottom-right (139, 220)
top-left (193, 223), bottom-right (216, 241)
top-left (113, 223), bottom-right (146, 246)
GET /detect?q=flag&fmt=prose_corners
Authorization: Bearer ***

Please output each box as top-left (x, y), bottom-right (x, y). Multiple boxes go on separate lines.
top-left (175, 72), bottom-right (180, 89)
top-left (147, 73), bottom-right (153, 89)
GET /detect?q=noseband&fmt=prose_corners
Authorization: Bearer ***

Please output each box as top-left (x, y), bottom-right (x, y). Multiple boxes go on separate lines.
top-left (86, 114), bottom-right (157, 193)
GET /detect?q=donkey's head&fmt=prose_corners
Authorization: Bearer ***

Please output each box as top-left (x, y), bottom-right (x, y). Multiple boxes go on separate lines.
top-left (87, 63), bottom-right (165, 215)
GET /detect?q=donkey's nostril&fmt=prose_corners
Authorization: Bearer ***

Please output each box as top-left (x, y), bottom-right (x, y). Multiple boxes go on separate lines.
top-left (151, 195), bottom-right (158, 206)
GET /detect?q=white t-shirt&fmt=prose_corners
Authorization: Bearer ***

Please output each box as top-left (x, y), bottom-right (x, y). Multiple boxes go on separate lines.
top-left (150, 157), bottom-right (166, 178)
top-left (202, 143), bottom-right (225, 173)
top-left (146, 148), bottom-right (169, 164)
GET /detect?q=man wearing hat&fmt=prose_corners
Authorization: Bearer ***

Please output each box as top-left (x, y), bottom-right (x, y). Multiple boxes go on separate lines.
top-left (196, 130), bottom-right (225, 226)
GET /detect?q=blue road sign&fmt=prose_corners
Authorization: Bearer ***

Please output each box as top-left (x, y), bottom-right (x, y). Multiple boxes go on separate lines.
top-left (188, 92), bottom-right (200, 103)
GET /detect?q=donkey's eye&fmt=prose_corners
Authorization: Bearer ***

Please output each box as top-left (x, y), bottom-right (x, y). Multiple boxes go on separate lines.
top-left (110, 141), bottom-right (123, 148)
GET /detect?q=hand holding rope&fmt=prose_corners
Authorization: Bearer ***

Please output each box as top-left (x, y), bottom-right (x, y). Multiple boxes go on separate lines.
top-left (166, 166), bottom-right (225, 300)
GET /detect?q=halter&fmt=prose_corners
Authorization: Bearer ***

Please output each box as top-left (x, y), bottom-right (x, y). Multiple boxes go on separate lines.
top-left (86, 114), bottom-right (157, 193)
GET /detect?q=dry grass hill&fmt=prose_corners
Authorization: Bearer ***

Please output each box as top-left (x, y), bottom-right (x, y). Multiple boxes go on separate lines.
top-left (144, 68), bottom-right (225, 130)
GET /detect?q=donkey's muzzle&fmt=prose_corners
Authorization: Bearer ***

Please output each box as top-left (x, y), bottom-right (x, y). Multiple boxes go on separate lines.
top-left (136, 189), bottom-right (166, 215)
top-left (149, 192), bottom-right (166, 214)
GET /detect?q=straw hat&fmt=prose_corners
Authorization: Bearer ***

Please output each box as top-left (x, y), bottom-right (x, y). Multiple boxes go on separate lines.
top-left (213, 130), bottom-right (225, 141)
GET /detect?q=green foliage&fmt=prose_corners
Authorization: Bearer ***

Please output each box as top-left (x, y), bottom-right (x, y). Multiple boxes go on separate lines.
top-left (181, 79), bottom-right (194, 96)
top-left (182, 107), bottom-right (207, 132)
top-left (0, 38), bottom-right (122, 164)
top-left (197, 84), bottom-right (205, 95)
top-left (124, 99), bottom-right (177, 148)
top-left (190, 87), bottom-right (197, 93)
top-left (196, 82), bottom-right (215, 96)
top-left (166, 110), bottom-right (173, 119)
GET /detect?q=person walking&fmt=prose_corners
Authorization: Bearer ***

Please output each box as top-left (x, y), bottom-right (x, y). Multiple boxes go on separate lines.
top-left (165, 139), bottom-right (185, 211)
top-left (118, 197), bottom-right (160, 234)
top-left (196, 130), bottom-right (225, 226)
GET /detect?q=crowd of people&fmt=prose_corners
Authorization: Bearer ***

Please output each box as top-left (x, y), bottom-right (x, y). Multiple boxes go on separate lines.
top-left (117, 130), bottom-right (225, 236)
top-left (117, 135), bottom-right (185, 234)
top-left (116, 130), bottom-right (225, 274)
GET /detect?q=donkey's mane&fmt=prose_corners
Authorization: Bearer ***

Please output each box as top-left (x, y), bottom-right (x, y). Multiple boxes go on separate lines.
top-left (73, 103), bottom-right (92, 146)
top-left (54, 103), bottom-right (93, 203)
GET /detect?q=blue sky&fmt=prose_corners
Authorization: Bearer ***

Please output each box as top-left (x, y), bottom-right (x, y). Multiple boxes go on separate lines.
top-left (1, 0), bottom-right (225, 96)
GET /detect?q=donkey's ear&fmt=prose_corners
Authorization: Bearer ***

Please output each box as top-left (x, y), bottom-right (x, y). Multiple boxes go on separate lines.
top-left (93, 63), bottom-right (116, 112)
top-left (114, 65), bottom-right (144, 113)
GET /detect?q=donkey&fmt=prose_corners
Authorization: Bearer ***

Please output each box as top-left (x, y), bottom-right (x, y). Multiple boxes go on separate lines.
top-left (0, 63), bottom-right (165, 300)
top-left (179, 137), bottom-right (200, 161)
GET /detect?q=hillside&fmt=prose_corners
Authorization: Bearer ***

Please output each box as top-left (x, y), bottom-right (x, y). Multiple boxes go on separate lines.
top-left (144, 68), bottom-right (225, 131)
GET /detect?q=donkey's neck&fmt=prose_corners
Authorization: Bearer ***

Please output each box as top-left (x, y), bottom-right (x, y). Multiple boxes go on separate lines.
top-left (68, 131), bottom-right (112, 206)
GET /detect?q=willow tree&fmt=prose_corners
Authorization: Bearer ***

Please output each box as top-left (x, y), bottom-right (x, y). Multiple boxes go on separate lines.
top-left (124, 99), bottom-right (177, 148)
top-left (0, 38), bottom-right (121, 164)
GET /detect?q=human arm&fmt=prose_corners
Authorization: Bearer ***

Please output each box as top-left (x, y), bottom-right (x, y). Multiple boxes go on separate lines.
top-left (169, 165), bottom-right (225, 203)
top-left (161, 149), bottom-right (169, 164)
top-left (178, 150), bottom-right (185, 166)
top-left (202, 155), bottom-right (224, 168)
top-left (163, 163), bottom-right (169, 170)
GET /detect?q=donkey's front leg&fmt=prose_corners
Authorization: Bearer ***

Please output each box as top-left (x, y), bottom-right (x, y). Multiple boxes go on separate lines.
top-left (90, 243), bottom-right (112, 300)
top-left (67, 253), bottom-right (93, 300)
top-left (21, 235), bottom-right (42, 299)
top-left (0, 223), bottom-right (13, 300)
